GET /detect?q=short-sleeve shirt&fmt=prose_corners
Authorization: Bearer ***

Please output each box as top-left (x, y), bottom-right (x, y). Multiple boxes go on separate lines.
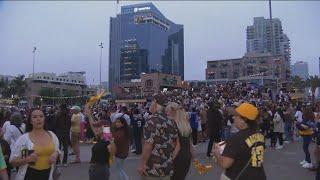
top-left (144, 113), bottom-right (178, 177)
top-left (90, 138), bottom-right (110, 166)
top-left (70, 113), bottom-right (81, 133)
top-left (295, 111), bottom-right (303, 123)
top-left (222, 129), bottom-right (266, 180)
top-left (0, 146), bottom-right (7, 171)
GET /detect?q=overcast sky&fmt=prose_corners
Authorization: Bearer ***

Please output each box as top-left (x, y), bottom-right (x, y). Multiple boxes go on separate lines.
top-left (0, 1), bottom-right (319, 84)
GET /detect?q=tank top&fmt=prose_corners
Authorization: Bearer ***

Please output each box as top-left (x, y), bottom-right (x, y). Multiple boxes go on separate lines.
top-left (30, 137), bottom-right (54, 170)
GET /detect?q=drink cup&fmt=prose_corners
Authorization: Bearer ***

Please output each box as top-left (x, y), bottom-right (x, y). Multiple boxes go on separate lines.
top-left (103, 126), bottom-right (112, 141)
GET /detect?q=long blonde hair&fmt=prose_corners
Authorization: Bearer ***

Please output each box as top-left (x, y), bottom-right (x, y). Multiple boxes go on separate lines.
top-left (166, 102), bottom-right (191, 137)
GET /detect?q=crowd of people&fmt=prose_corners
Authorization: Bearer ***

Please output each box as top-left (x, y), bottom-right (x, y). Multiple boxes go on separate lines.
top-left (0, 81), bottom-right (319, 180)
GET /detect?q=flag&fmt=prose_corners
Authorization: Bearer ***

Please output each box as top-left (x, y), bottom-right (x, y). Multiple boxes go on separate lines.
top-left (86, 90), bottom-right (106, 107)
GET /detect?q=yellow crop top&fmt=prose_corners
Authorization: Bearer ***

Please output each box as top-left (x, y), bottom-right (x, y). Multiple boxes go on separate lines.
top-left (30, 137), bottom-right (55, 170)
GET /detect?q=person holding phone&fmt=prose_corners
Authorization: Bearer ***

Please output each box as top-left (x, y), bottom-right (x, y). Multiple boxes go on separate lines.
top-left (213, 103), bottom-right (266, 180)
top-left (9, 108), bottom-right (60, 180)
top-left (85, 105), bottom-right (116, 180)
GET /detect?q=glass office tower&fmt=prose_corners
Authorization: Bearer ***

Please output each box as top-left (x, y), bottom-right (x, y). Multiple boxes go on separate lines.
top-left (109, 3), bottom-right (184, 90)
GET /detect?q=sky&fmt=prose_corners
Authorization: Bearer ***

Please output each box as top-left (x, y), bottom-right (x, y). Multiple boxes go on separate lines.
top-left (0, 1), bottom-right (319, 84)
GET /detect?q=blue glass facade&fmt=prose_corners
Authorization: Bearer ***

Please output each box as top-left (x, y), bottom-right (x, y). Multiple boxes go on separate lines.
top-left (109, 3), bottom-right (184, 90)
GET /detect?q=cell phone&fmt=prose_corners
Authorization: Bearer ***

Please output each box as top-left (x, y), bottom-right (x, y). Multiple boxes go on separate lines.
top-left (28, 150), bottom-right (36, 165)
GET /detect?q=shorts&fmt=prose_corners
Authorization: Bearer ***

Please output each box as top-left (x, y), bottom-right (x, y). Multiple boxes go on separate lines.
top-left (71, 132), bottom-right (80, 145)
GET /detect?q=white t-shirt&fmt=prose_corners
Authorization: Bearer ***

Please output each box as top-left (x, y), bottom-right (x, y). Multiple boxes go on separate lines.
top-left (4, 123), bottom-right (26, 150)
top-left (295, 110), bottom-right (303, 123)
top-left (2, 121), bottom-right (11, 135)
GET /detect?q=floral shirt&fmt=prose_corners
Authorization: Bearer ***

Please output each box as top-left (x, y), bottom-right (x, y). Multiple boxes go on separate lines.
top-left (144, 112), bottom-right (178, 177)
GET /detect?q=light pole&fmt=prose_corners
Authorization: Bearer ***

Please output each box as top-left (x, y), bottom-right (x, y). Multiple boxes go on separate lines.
top-left (32, 46), bottom-right (37, 79)
top-left (99, 42), bottom-right (104, 92)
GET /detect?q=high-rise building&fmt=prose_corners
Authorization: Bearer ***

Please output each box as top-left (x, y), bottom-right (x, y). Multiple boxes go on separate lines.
top-left (246, 17), bottom-right (291, 63)
top-left (291, 61), bottom-right (309, 80)
top-left (319, 57), bottom-right (320, 76)
top-left (109, 3), bottom-right (184, 90)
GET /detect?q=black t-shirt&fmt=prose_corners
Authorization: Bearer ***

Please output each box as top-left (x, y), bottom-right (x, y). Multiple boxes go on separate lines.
top-left (90, 138), bottom-right (110, 166)
top-left (222, 129), bottom-right (266, 180)
top-left (132, 114), bottom-right (145, 134)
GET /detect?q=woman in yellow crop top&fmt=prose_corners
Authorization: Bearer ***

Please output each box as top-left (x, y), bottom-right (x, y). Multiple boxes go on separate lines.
top-left (10, 108), bottom-right (59, 180)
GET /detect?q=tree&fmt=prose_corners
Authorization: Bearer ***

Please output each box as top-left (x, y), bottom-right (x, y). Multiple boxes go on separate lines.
top-left (306, 75), bottom-right (320, 101)
top-left (0, 80), bottom-right (8, 98)
top-left (291, 76), bottom-right (306, 93)
top-left (39, 87), bottom-right (58, 105)
top-left (10, 75), bottom-right (27, 97)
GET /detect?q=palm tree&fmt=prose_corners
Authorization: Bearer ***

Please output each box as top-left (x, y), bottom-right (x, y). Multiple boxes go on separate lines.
top-left (0, 79), bottom-right (12, 98)
top-left (306, 75), bottom-right (320, 101)
top-left (291, 76), bottom-right (306, 93)
top-left (10, 75), bottom-right (27, 97)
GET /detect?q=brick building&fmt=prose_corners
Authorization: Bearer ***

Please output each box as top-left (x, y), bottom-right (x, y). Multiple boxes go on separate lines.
top-left (206, 54), bottom-right (290, 84)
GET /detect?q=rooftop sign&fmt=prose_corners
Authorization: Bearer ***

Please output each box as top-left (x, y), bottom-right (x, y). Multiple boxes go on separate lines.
top-left (134, 6), bottom-right (150, 12)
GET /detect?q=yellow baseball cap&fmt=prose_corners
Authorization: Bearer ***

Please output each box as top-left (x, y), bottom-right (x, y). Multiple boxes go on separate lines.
top-left (235, 103), bottom-right (259, 121)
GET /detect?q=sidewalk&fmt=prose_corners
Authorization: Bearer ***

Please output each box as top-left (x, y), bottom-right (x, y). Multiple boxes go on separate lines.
top-left (58, 140), bottom-right (316, 180)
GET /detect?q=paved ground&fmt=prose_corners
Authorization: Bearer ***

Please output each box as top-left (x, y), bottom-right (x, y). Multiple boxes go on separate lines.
top-left (56, 140), bottom-right (316, 180)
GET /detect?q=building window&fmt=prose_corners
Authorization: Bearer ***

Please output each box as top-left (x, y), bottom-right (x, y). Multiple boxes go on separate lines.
top-left (145, 79), bottom-right (153, 88)
top-left (220, 72), bottom-right (227, 79)
top-left (207, 72), bottom-right (215, 79)
top-left (210, 64), bottom-right (217, 68)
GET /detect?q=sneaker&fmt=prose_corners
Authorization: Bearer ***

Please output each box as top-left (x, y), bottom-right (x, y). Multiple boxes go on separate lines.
top-left (192, 144), bottom-right (199, 148)
top-left (300, 160), bottom-right (307, 165)
top-left (63, 163), bottom-right (68, 167)
top-left (284, 141), bottom-right (290, 144)
top-left (130, 149), bottom-right (137, 153)
top-left (275, 145), bottom-right (283, 150)
top-left (302, 163), bottom-right (313, 169)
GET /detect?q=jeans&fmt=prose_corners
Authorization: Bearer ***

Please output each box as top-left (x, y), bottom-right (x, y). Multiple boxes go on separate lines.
top-left (57, 133), bottom-right (69, 164)
top-left (222, 127), bottom-right (231, 140)
top-left (284, 122), bottom-right (293, 141)
top-left (115, 157), bottom-right (129, 180)
top-left (274, 132), bottom-right (283, 146)
top-left (207, 132), bottom-right (221, 156)
top-left (302, 135), bottom-right (312, 163)
top-left (134, 130), bottom-right (143, 154)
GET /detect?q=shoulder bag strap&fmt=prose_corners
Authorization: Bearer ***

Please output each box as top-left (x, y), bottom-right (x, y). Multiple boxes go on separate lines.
top-left (15, 125), bottom-right (23, 135)
top-left (235, 141), bottom-right (259, 180)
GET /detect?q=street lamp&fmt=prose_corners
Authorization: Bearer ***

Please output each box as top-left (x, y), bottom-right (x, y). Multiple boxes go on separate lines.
top-left (32, 46), bottom-right (37, 79)
top-left (99, 42), bottom-right (104, 92)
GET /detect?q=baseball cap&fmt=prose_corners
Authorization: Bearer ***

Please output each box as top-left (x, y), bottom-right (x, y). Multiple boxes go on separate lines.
top-left (71, 106), bottom-right (81, 111)
top-left (233, 102), bottom-right (259, 121)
